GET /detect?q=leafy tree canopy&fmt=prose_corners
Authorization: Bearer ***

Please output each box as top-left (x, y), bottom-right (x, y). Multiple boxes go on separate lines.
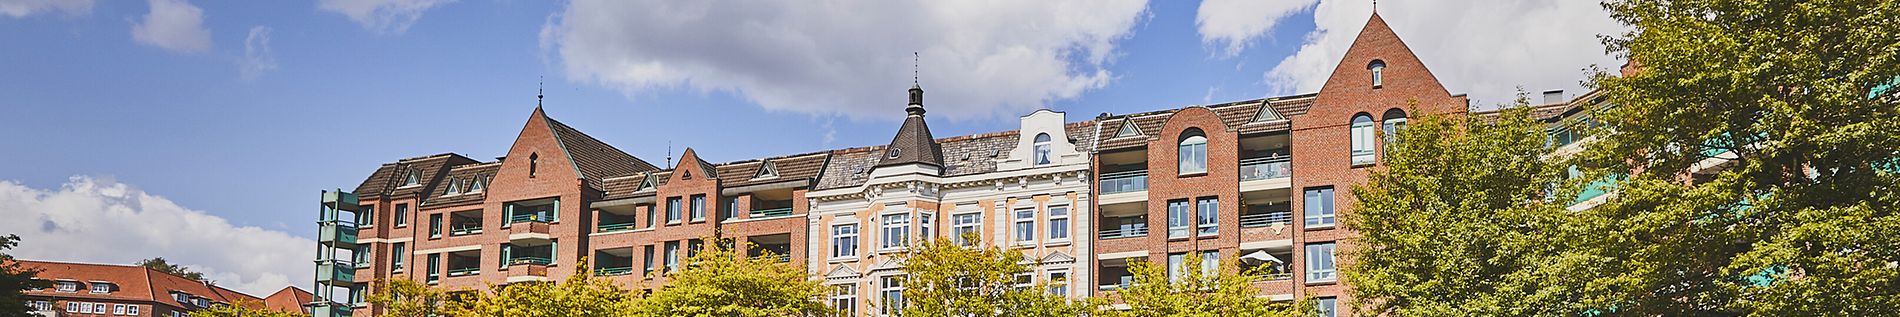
top-left (1, 234), bottom-right (52, 317)
top-left (896, 235), bottom-right (1092, 317)
top-left (637, 238), bottom-right (833, 317)
top-left (137, 257), bottom-right (209, 283)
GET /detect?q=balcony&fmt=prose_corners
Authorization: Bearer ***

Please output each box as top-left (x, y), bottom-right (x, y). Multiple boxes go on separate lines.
top-left (1238, 157), bottom-right (1292, 181)
top-left (1098, 225), bottom-right (1148, 240)
top-left (316, 260), bottom-right (358, 285)
top-left (598, 222), bottom-right (636, 233)
top-left (1240, 210), bottom-right (1292, 228)
top-left (319, 222), bottom-right (358, 247)
top-left (449, 224), bottom-right (483, 236)
top-left (508, 219), bottom-right (551, 243)
top-left (1099, 170), bottom-right (1148, 194)
top-left (446, 267), bottom-right (480, 277)
top-left (508, 213), bottom-right (553, 224)
top-left (749, 207), bottom-right (794, 218)
top-left (595, 267), bottom-right (634, 276)
top-left (448, 211), bottom-right (483, 236)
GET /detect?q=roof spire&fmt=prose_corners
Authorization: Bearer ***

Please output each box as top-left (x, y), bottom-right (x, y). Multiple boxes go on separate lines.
top-left (666, 141), bottom-right (673, 167)
top-left (537, 76), bottom-right (545, 107)
top-left (907, 52), bottom-right (925, 116)
top-left (1372, 0), bottom-right (1378, 13)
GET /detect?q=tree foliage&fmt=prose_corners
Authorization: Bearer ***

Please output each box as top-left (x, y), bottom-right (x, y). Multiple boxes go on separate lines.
top-left (636, 238), bottom-right (833, 317)
top-left (896, 235), bottom-right (1093, 317)
top-left (442, 259), bottom-right (642, 317)
top-left (1103, 252), bottom-right (1307, 317)
top-left (1579, 0), bottom-right (1900, 315)
top-left (1, 234), bottom-right (52, 317)
top-left (185, 300), bottom-right (303, 317)
top-left (367, 278), bottom-right (446, 317)
top-left (138, 257), bottom-right (210, 283)
top-left (1343, 102), bottom-right (1587, 316)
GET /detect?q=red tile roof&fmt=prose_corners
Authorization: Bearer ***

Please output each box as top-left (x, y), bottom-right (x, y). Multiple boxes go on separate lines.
top-left (15, 260), bottom-right (303, 313)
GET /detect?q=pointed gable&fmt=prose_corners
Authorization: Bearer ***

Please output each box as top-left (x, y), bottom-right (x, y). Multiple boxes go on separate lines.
top-left (497, 107), bottom-right (660, 190)
top-left (1250, 103), bottom-right (1284, 123)
top-left (670, 148), bottom-right (717, 182)
top-left (1307, 12), bottom-right (1466, 128)
top-left (754, 161), bottom-right (779, 179)
top-left (1113, 119), bottom-right (1143, 138)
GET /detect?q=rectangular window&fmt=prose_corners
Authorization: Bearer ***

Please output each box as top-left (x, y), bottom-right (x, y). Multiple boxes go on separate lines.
top-left (830, 284), bottom-right (857, 316)
top-left (950, 213), bottom-right (980, 246)
top-left (56, 281), bottom-right (76, 292)
top-left (689, 195), bottom-right (706, 221)
top-left (663, 241), bottom-right (680, 272)
top-left (645, 204), bottom-right (657, 229)
top-left (882, 214), bottom-right (910, 250)
top-left (666, 197), bottom-right (682, 224)
top-left (1167, 253), bottom-right (1185, 283)
top-left (93, 303), bottom-right (105, 314)
top-left (1306, 243), bottom-right (1337, 282)
top-left (426, 253), bottom-right (441, 283)
top-left (350, 285), bottom-right (366, 305)
top-left (66, 302), bottom-right (77, 312)
top-left (918, 214), bottom-right (934, 242)
top-left (1352, 120), bottom-right (1376, 165)
top-left (358, 205), bottom-right (374, 226)
top-left (1202, 251), bottom-right (1219, 276)
top-left (391, 242), bottom-right (406, 271)
top-left (1047, 205), bottom-right (1070, 241)
top-left (1179, 136), bottom-right (1208, 174)
top-left (833, 224), bottom-right (859, 259)
top-left (127, 304), bottom-right (139, 315)
top-left (1167, 200), bottom-right (1192, 238)
top-left (114, 304), bottom-right (125, 315)
top-left (880, 276), bottom-right (905, 316)
top-left (1014, 208), bottom-right (1035, 243)
top-left (1196, 198), bottom-right (1218, 236)
top-left (643, 245), bottom-right (656, 275)
top-left (1316, 297), bottom-right (1337, 317)
top-left (428, 213), bottom-right (443, 238)
top-left (1047, 269), bottom-right (1069, 297)
top-left (1304, 188), bottom-right (1336, 227)
top-left (394, 204), bottom-right (409, 227)
top-left (687, 239), bottom-right (703, 258)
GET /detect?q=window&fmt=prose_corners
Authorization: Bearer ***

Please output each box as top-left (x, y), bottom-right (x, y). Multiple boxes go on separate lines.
top-left (357, 205), bottom-right (374, 226)
top-left (1048, 205), bottom-right (1069, 241)
top-left (832, 224), bottom-right (859, 259)
top-left (1316, 297), bottom-right (1338, 317)
top-left (1167, 253), bottom-right (1185, 283)
top-left (91, 282), bottom-right (111, 293)
top-left (128, 304), bottom-right (139, 315)
top-left (1178, 129), bottom-right (1208, 175)
top-left (469, 177), bottom-right (484, 192)
top-left (426, 253), bottom-right (441, 283)
top-left (1306, 243), bottom-right (1337, 282)
top-left (428, 213), bottom-right (442, 238)
top-left (1047, 269), bottom-right (1069, 297)
top-left (66, 302), bottom-right (77, 313)
top-left (95, 303), bottom-right (107, 313)
top-left (1014, 208), bottom-right (1035, 243)
top-left (882, 214), bottom-right (910, 249)
top-left (1369, 60), bottom-right (1386, 87)
top-left (1196, 198), bottom-right (1218, 236)
top-left (391, 242), bottom-right (406, 272)
top-left (1167, 200), bottom-right (1192, 238)
top-left (174, 292), bottom-right (188, 302)
top-left (445, 177), bottom-right (460, 194)
top-left (28, 300), bottom-right (48, 312)
top-left (950, 213), bottom-right (980, 246)
top-left (528, 153), bottom-right (538, 178)
top-left (880, 276), bottom-right (905, 316)
top-left (830, 284), bottom-right (857, 316)
top-left (689, 195), bottom-right (706, 221)
top-left (1202, 251), bottom-right (1219, 276)
top-left (403, 170), bottom-right (421, 186)
top-left (919, 213), bottom-right (934, 242)
top-left (1033, 133), bottom-right (1053, 165)
top-left (663, 241), bottom-right (680, 272)
top-left (1304, 188), bottom-right (1336, 227)
top-left (350, 285), bottom-right (366, 305)
top-left (394, 204), bottom-right (409, 227)
top-left (645, 204), bottom-right (657, 229)
top-left (1383, 108), bottom-right (1408, 145)
top-left (1351, 114), bottom-right (1376, 165)
top-left (665, 197), bottom-right (682, 224)
top-left (56, 281), bottom-right (77, 292)
top-left (114, 304), bottom-right (125, 314)
top-left (756, 162), bottom-right (779, 178)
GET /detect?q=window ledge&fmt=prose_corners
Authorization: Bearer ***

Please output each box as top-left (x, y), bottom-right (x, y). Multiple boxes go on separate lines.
top-left (1177, 172), bottom-right (1208, 178)
top-left (829, 257), bottom-right (859, 264)
top-left (1305, 224), bottom-right (1336, 231)
top-left (1304, 279), bottom-right (1338, 286)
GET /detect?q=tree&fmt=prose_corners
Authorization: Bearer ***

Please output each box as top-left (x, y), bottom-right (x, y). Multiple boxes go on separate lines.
top-left (1102, 252), bottom-right (1307, 317)
top-left (367, 279), bottom-right (446, 317)
top-left (185, 300), bottom-right (303, 317)
top-left (1580, 0), bottom-right (1900, 315)
top-left (636, 238), bottom-right (833, 317)
top-left (896, 235), bottom-right (1093, 317)
top-left (138, 257), bottom-right (209, 283)
top-left (1, 234), bottom-right (52, 317)
top-left (1343, 102), bottom-right (1589, 316)
top-left (442, 259), bottom-right (641, 317)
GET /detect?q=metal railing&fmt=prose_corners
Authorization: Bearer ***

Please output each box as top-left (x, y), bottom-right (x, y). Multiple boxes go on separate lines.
top-left (449, 224), bottom-right (483, 236)
top-left (508, 257), bottom-right (553, 266)
top-left (597, 222), bottom-right (636, 233)
top-left (508, 213), bottom-right (552, 224)
top-left (594, 267), bottom-right (634, 276)
top-left (446, 267), bottom-right (480, 277)
top-left (1098, 225), bottom-right (1148, 239)
top-left (1238, 156), bottom-right (1292, 181)
top-left (1239, 211), bottom-right (1293, 228)
top-left (1099, 170), bottom-right (1148, 194)
top-left (1257, 272), bottom-right (1293, 281)
top-left (749, 207), bottom-right (794, 218)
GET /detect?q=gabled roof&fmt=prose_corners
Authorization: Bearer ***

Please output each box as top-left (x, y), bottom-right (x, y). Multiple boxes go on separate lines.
top-left (878, 85), bottom-right (945, 168)
top-left (1094, 94), bottom-right (1316, 151)
top-left (816, 121), bottom-right (1096, 190)
top-left (16, 260), bottom-right (295, 313)
top-left (543, 113), bottom-right (660, 188)
top-left (422, 162), bottom-right (501, 208)
top-left (353, 153), bottom-right (478, 198)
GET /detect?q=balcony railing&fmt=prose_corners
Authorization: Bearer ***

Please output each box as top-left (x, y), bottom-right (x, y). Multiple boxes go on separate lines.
top-left (598, 222), bottom-right (636, 233)
top-left (446, 267), bottom-right (480, 277)
top-left (509, 213), bottom-right (553, 224)
top-left (749, 207), bottom-right (794, 218)
top-left (1098, 225), bottom-right (1148, 239)
top-left (1099, 170), bottom-right (1148, 194)
top-left (1239, 211), bottom-right (1293, 228)
top-left (508, 257), bottom-right (553, 266)
top-left (449, 224), bottom-right (483, 236)
top-left (1257, 272), bottom-right (1293, 281)
top-left (594, 267), bottom-right (634, 276)
top-left (753, 253), bottom-right (791, 263)
top-left (1238, 157), bottom-right (1292, 181)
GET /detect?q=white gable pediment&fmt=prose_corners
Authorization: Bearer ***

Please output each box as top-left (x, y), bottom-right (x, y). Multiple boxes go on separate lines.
top-left (825, 265), bottom-right (860, 279)
top-left (1042, 252), bottom-right (1075, 264)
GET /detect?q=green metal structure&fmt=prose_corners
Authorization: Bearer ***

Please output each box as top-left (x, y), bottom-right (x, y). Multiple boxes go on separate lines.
top-left (310, 190), bottom-right (362, 317)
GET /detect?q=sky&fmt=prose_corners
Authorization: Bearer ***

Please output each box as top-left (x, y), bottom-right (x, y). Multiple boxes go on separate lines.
top-left (0, 0), bottom-right (1623, 296)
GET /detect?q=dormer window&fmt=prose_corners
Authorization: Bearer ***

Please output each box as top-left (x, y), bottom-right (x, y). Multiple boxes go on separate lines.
top-left (173, 292), bottom-right (189, 303)
top-left (1033, 133), bottom-right (1053, 165)
top-left (89, 282), bottom-right (112, 294)
top-left (468, 177), bottom-right (485, 192)
top-left (1369, 60), bottom-right (1386, 88)
top-left (888, 148), bottom-right (901, 159)
top-left (55, 281), bottom-right (77, 292)
top-left (755, 162), bottom-right (779, 179)
top-left (402, 170), bottom-right (422, 187)
top-left (444, 178), bottom-right (461, 195)
top-left (1114, 120), bottom-right (1142, 138)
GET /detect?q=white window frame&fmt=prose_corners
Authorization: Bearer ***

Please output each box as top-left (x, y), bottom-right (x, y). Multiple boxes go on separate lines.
top-left (830, 284), bottom-right (857, 316)
top-left (881, 214), bottom-right (910, 251)
top-left (1306, 243), bottom-right (1337, 283)
top-left (94, 303), bottom-right (106, 314)
top-left (880, 275), bottom-right (905, 316)
top-left (391, 242), bottom-right (406, 272)
top-left (128, 304), bottom-right (139, 315)
top-left (1167, 253), bottom-right (1185, 283)
top-left (1351, 115), bottom-right (1376, 165)
top-left (1047, 205), bottom-right (1070, 242)
top-left (1013, 208), bottom-right (1035, 244)
top-left (1316, 297), bottom-right (1338, 317)
top-left (114, 304), bottom-right (125, 315)
top-left (66, 302), bottom-right (78, 313)
top-left (663, 241), bottom-right (680, 273)
top-left (665, 197), bottom-right (682, 224)
top-left (1033, 133), bottom-right (1053, 165)
top-left (56, 281), bottom-right (76, 292)
top-left (950, 213), bottom-right (981, 247)
top-left (689, 195), bottom-right (706, 221)
top-left (1196, 198), bottom-right (1218, 236)
top-left (1178, 135), bottom-right (1208, 175)
top-left (832, 224), bottom-right (859, 259)
top-left (91, 282), bottom-right (110, 294)
top-left (918, 213), bottom-right (934, 242)
top-left (1167, 200), bottom-right (1192, 238)
top-left (394, 204), bottom-right (409, 227)
top-left (1201, 251), bottom-right (1219, 276)
top-left (1384, 117), bottom-right (1407, 145)
top-left (1047, 269), bottom-right (1070, 297)
top-left (1304, 188), bottom-right (1336, 227)
top-left (1370, 61), bottom-right (1386, 87)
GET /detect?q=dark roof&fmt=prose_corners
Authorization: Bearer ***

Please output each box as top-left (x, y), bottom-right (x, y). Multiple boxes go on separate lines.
top-left (714, 151), bottom-right (831, 188)
top-left (353, 154), bottom-right (478, 199)
top-left (421, 162), bottom-right (500, 208)
top-left (878, 113), bottom-right (945, 168)
top-left (601, 171), bottom-right (672, 200)
top-left (817, 121), bottom-right (1096, 190)
top-left (1470, 89), bottom-right (1605, 124)
top-left (545, 116), bottom-right (660, 189)
top-left (1095, 94), bottom-right (1315, 151)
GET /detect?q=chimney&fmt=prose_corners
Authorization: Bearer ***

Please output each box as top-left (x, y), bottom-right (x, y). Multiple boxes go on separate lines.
top-left (1542, 89), bottom-right (1565, 105)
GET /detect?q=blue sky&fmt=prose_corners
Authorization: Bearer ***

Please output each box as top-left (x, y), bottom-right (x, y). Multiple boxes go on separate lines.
top-left (0, 0), bottom-right (1619, 295)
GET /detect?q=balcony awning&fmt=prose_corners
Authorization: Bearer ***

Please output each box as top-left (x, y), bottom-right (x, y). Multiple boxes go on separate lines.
top-left (1239, 250), bottom-right (1284, 265)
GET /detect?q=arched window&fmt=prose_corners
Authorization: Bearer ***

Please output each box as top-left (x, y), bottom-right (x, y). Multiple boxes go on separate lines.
top-left (1350, 114), bottom-right (1375, 165)
top-left (1178, 129), bottom-right (1208, 175)
top-left (1033, 133), bottom-right (1053, 165)
top-left (1382, 108), bottom-right (1408, 144)
top-left (1368, 60), bottom-right (1387, 88)
top-left (529, 153), bottom-right (539, 178)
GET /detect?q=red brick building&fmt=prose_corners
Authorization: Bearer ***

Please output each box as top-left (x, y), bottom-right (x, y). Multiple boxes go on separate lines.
top-left (17, 260), bottom-right (310, 317)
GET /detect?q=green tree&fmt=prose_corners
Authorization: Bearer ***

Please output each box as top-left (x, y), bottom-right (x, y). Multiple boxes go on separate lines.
top-left (185, 300), bottom-right (303, 317)
top-left (636, 238), bottom-right (833, 317)
top-left (1102, 252), bottom-right (1306, 317)
top-left (1579, 0), bottom-right (1900, 315)
top-left (1343, 102), bottom-right (1587, 316)
top-left (1, 234), bottom-right (53, 317)
top-left (442, 259), bottom-right (641, 317)
top-left (367, 279), bottom-right (447, 317)
top-left (896, 235), bottom-right (1093, 317)
top-left (137, 257), bottom-right (209, 283)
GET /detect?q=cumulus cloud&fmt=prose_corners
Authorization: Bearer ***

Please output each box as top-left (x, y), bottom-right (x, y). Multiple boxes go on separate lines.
top-left (131, 0), bottom-right (212, 54)
top-left (1250, 1), bottom-right (1624, 108)
top-left (318, 0), bottom-right (454, 35)
top-left (1195, 0), bottom-right (1318, 58)
top-left (0, 0), bottom-right (93, 18)
top-left (541, 0), bottom-right (1149, 121)
top-left (0, 176), bottom-right (313, 296)
top-left (238, 26), bottom-right (278, 80)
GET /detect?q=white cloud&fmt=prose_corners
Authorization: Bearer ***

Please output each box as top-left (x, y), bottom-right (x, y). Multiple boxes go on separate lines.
top-left (541, 0), bottom-right (1149, 121)
top-left (130, 0), bottom-right (212, 54)
top-left (1257, 1), bottom-right (1625, 108)
top-left (0, 0), bottom-right (93, 18)
top-left (238, 26), bottom-right (278, 80)
top-left (1195, 0), bottom-right (1318, 58)
top-left (0, 176), bottom-right (313, 297)
top-left (318, 0), bottom-right (454, 35)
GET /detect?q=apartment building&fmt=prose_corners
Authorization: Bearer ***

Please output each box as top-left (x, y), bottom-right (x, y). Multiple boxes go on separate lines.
top-left (803, 83), bottom-right (1099, 315)
top-left (17, 260), bottom-right (310, 317)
